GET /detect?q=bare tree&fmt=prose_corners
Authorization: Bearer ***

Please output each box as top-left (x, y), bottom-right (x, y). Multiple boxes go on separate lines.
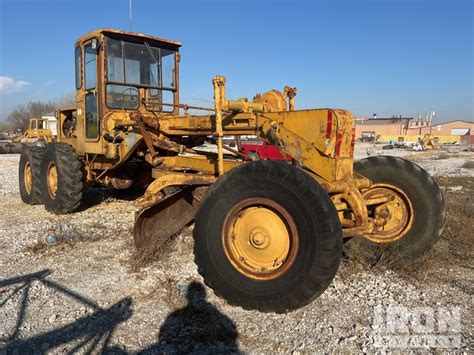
top-left (7, 106), bottom-right (31, 131)
top-left (56, 93), bottom-right (76, 107)
top-left (0, 122), bottom-right (14, 139)
top-left (7, 101), bottom-right (56, 131)
top-left (6, 94), bottom-right (75, 131)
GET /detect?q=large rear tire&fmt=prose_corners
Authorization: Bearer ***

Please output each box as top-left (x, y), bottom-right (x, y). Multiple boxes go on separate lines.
top-left (194, 160), bottom-right (342, 313)
top-left (354, 156), bottom-right (446, 259)
top-left (40, 143), bottom-right (84, 214)
top-left (19, 147), bottom-right (45, 204)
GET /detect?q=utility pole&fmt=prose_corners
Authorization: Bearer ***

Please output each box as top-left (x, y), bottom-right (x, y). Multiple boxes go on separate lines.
top-left (429, 108), bottom-right (435, 134)
top-left (129, 0), bottom-right (133, 31)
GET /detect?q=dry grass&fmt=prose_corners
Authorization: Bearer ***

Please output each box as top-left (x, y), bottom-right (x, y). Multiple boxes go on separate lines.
top-left (344, 176), bottom-right (473, 287)
top-left (129, 240), bottom-right (173, 271)
top-left (129, 226), bottom-right (193, 272)
top-left (461, 160), bottom-right (474, 169)
top-left (22, 222), bottom-right (108, 256)
top-left (434, 153), bottom-right (450, 160)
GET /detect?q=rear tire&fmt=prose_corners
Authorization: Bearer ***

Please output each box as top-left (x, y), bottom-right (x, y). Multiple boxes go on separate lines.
top-left (40, 143), bottom-right (83, 214)
top-left (19, 147), bottom-right (45, 204)
top-left (354, 156), bottom-right (446, 259)
top-left (194, 160), bottom-right (342, 313)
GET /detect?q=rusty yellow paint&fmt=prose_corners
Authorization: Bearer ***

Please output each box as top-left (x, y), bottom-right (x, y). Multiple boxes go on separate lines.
top-left (254, 89), bottom-right (288, 112)
top-left (227, 207), bottom-right (290, 277)
top-left (135, 169), bottom-right (215, 209)
top-left (24, 161), bottom-right (32, 194)
top-left (160, 155), bottom-right (241, 175)
top-left (222, 198), bottom-right (300, 280)
top-left (360, 183), bottom-right (414, 243)
top-left (152, 108), bottom-right (355, 182)
top-left (75, 28), bottom-right (182, 49)
top-left (212, 76), bottom-right (226, 175)
top-left (47, 162), bottom-right (58, 199)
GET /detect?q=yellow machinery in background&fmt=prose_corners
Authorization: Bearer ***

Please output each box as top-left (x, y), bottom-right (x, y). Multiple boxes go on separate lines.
top-left (19, 118), bottom-right (55, 147)
top-left (18, 29), bottom-right (446, 313)
top-left (420, 133), bottom-right (439, 150)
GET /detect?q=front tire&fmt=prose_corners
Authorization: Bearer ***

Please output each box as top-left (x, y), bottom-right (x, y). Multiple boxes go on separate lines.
top-left (19, 147), bottom-right (45, 204)
top-left (194, 160), bottom-right (342, 313)
top-left (354, 156), bottom-right (446, 259)
top-left (40, 143), bottom-right (83, 214)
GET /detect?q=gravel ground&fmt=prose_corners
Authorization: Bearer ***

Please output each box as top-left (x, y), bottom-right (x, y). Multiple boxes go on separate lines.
top-left (354, 142), bottom-right (474, 176)
top-left (0, 146), bottom-right (473, 353)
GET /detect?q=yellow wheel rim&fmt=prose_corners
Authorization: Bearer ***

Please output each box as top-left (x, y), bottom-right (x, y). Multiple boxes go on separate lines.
top-left (24, 161), bottom-right (32, 194)
top-left (223, 198), bottom-right (299, 280)
top-left (363, 183), bottom-right (414, 243)
top-left (47, 162), bottom-right (58, 199)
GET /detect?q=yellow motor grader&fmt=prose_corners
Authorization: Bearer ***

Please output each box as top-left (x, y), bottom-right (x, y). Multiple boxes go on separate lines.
top-left (18, 118), bottom-right (55, 147)
top-left (19, 29), bottom-right (446, 312)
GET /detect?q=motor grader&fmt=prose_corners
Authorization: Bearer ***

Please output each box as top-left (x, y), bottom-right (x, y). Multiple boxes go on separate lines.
top-left (19, 29), bottom-right (446, 313)
top-left (19, 118), bottom-right (55, 148)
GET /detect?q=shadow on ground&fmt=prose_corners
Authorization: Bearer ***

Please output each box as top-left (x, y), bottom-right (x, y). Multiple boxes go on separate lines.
top-left (140, 281), bottom-right (239, 354)
top-left (0, 270), bottom-right (240, 354)
top-left (78, 187), bottom-right (144, 212)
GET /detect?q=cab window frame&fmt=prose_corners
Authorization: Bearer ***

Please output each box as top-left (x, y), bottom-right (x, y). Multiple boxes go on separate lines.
top-left (83, 41), bottom-right (99, 140)
top-left (75, 46), bottom-right (82, 90)
top-left (106, 83), bottom-right (140, 110)
top-left (104, 36), bottom-right (177, 112)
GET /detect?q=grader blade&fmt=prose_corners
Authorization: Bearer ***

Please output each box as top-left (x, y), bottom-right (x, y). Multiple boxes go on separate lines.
top-left (134, 188), bottom-right (198, 252)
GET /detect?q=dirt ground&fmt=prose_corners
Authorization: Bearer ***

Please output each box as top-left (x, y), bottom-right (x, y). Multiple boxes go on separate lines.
top-left (0, 144), bottom-right (473, 353)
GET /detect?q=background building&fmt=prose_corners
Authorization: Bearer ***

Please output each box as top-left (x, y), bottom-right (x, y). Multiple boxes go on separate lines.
top-left (355, 117), bottom-right (473, 144)
top-left (41, 113), bottom-right (57, 136)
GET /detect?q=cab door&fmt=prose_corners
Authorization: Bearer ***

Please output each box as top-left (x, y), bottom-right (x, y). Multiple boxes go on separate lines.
top-left (84, 42), bottom-right (99, 141)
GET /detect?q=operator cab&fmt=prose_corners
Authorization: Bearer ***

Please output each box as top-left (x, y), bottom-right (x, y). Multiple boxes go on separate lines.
top-left (73, 29), bottom-right (181, 143)
top-left (29, 118), bottom-right (49, 131)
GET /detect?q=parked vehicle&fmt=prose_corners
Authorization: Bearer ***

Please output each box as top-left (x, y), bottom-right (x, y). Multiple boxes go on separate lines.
top-left (240, 140), bottom-right (290, 160)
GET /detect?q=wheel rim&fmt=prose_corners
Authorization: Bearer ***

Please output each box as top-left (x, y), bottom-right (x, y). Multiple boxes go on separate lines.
top-left (47, 162), bottom-right (58, 199)
top-left (363, 183), bottom-right (414, 243)
top-left (24, 161), bottom-right (32, 194)
top-left (222, 198), bottom-right (299, 280)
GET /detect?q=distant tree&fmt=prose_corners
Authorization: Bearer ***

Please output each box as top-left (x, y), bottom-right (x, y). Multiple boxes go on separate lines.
top-left (0, 122), bottom-right (14, 139)
top-left (7, 100), bottom-right (56, 131)
top-left (6, 94), bottom-right (75, 131)
top-left (0, 122), bottom-right (14, 131)
top-left (56, 93), bottom-right (76, 107)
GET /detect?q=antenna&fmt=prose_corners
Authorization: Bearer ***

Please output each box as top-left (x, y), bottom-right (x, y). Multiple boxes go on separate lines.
top-left (129, 0), bottom-right (132, 31)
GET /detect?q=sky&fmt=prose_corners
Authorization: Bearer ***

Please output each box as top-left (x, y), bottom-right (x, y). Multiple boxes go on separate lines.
top-left (0, 0), bottom-right (472, 123)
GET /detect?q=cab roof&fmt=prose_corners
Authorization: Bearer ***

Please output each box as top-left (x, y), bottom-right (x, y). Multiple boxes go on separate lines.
top-left (75, 28), bottom-right (182, 48)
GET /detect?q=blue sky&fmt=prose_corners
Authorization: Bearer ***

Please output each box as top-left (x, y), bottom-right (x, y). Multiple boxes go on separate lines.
top-left (0, 0), bottom-right (472, 123)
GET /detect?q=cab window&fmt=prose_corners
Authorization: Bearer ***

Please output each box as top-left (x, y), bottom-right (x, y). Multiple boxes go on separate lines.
top-left (84, 43), bottom-right (98, 139)
top-left (75, 46), bottom-right (82, 89)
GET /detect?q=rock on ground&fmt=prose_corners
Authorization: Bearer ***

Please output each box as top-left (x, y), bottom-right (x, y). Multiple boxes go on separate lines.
top-left (0, 148), bottom-right (472, 353)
